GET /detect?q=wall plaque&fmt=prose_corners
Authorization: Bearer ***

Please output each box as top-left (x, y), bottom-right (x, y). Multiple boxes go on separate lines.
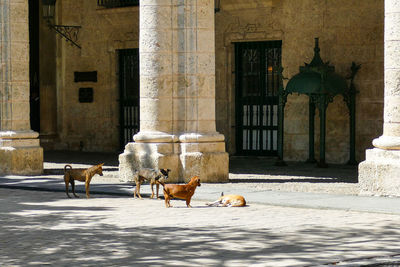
top-left (74, 71), bottom-right (97, 82)
top-left (79, 88), bottom-right (93, 103)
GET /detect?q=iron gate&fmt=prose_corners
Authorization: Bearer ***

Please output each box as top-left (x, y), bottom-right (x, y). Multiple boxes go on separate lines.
top-left (235, 41), bottom-right (282, 156)
top-left (119, 49), bottom-right (139, 149)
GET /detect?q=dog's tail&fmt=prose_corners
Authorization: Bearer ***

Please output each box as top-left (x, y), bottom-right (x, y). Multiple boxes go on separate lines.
top-left (158, 181), bottom-right (174, 199)
top-left (64, 164), bottom-right (72, 172)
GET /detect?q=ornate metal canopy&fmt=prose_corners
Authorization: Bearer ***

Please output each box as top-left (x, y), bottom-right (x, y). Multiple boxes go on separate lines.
top-left (286, 38), bottom-right (348, 97)
top-left (276, 38), bottom-right (360, 167)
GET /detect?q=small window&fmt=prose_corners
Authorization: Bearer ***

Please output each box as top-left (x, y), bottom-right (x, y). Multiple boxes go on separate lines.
top-left (97, 0), bottom-right (139, 8)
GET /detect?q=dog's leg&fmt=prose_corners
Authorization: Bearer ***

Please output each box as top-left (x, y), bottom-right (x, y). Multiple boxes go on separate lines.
top-left (186, 197), bottom-right (192, 208)
top-left (133, 178), bottom-right (137, 198)
top-left (150, 182), bottom-right (154, 199)
top-left (164, 195), bottom-right (171, 208)
top-left (206, 200), bottom-right (221, 207)
top-left (133, 184), bottom-right (137, 198)
top-left (156, 183), bottom-right (160, 199)
top-left (85, 175), bottom-right (91, 199)
top-left (64, 174), bottom-right (72, 198)
top-left (136, 181), bottom-right (143, 199)
top-left (71, 179), bottom-right (79, 198)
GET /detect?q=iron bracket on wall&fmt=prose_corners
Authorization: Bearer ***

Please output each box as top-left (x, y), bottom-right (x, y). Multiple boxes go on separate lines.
top-left (48, 23), bottom-right (81, 49)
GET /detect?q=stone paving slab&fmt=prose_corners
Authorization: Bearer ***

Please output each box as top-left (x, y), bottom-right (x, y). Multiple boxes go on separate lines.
top-left (2, 188), bottom-right (400, 267)
top-left (3, 152), bottom-right (400, 266)
top-left (2, 174), bottom-right (400, 216)
top-left (0, 150), bottom-right (398, 215)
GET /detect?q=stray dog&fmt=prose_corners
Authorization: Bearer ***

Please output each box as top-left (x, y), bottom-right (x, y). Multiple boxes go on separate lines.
top-left (63, 163), bottom-right (104, 198)
top-left (206, 192), bottom-right (246, 207)
top-left (160, 176), bottom-right (201, 208)
top-left (133, 168), bottom-right (171, 199)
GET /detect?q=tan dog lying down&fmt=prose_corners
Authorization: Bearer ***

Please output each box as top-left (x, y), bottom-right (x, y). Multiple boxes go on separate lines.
top-left (160, 176), bottom-right (201, 208)
top-left (206, 192), bottom-right (246, 207)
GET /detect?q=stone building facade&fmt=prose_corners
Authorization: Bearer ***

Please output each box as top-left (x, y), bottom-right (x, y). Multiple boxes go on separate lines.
top-left (2, 0), bottom-right (399, 195)
top-left (35, 0), bottom-right (384, 160)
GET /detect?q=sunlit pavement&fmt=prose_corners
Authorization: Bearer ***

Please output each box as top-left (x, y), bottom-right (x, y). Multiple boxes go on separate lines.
top-left (2, 187), bottom-right (400, 266)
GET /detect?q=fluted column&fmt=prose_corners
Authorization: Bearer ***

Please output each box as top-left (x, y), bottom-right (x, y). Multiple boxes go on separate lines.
top-left (359, 0), bottom-right (400, 195)
top-left (119, 0), bottom-right (228, 182)
top-left (0, 0), bottom-right (43, 175)
top-left (134, 0), bottom-right (176, 141)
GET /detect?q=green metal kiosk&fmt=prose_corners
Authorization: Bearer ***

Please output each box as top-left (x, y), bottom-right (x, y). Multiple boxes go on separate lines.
top-left (277, 38), bottom-right (360, 167)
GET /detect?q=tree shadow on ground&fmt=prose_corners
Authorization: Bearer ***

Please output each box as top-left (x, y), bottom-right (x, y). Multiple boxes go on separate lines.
top-left (1, 189), bottom-right (400, 266)
top-left (44, 151), bottom-right (119, 166)
top-left (229, 157), bottom-right (358, 183)
top-left (42, 152), bottom-right (358, 184)
top-left (0, 177), bottom-right (133, 197)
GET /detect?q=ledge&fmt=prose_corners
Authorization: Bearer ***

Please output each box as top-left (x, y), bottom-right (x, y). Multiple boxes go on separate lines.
top-left (0, 130), bottom-right (39, 139)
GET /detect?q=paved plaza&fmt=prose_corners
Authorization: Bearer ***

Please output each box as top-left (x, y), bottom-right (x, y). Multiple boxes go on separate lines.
top-left (2, 188), bottom-right (400, 267)
top-left (2, 152), bottom-right (400, 266)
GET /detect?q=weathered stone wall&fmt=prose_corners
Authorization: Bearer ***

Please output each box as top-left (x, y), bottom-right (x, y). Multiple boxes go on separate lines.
top-left (215, 0), bottom-right (384, 163)
top-left (50, 0), bottom-right (383, 164)
top-left (52, 0), bottom-right (139, 152)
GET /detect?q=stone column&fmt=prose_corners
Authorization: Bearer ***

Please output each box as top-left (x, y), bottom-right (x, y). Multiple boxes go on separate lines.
top-left (359, 0), bottom-right (400, 195)
top-left (0, 0), bottom-right (43, 175)
top-left (119, 0), bottom-right (228, 182)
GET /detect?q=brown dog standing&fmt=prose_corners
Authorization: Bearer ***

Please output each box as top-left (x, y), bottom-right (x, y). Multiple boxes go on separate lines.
top-left (63, 163), bottom-right (104, 198)
top-left (161, 176), bottom-right (201, 208)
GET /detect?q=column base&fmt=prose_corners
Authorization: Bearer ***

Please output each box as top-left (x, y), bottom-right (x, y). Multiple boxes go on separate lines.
top-left (119, 133), bottom-right (229, 183)
top-left (359, 148), bottom-right (400, 196)
top-left (372, 135), bottom-right (400, 150)
top-left (180, 141), bottom-right (229, 183)
top-left (119, 142), bottom-right (181, 182)
top-left (0, 131), bottom-right (43, 175)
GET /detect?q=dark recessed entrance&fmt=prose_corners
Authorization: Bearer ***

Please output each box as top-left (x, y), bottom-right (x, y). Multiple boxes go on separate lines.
top-left (118, 49), bottom-right (140, 150)
top-left (235, 41), bottom-right (282, 156)
top-left (29, 0), bottom-right (40, 132)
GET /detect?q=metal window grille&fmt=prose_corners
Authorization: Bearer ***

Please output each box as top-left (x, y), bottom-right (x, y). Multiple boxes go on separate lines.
top-left (97, 0), bottom-right (139, 8)
top-left (235, 41), bottom-right (282, 156)
top-left (118, 49), bottom-right (140, 149)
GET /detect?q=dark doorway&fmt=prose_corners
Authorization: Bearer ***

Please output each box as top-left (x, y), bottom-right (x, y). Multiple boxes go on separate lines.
top-left (235, 41), bottom-right (282, 156)
top-left (29, 0), bottom-right (40, 132)
top-left (118, 49), bottom-right (140, 150)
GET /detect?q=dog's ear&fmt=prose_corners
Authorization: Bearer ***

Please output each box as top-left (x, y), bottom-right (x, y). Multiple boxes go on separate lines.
top-left (160, 169), bottom-right (169, 176)
top-left (99, 163), bottom-right (104, 166)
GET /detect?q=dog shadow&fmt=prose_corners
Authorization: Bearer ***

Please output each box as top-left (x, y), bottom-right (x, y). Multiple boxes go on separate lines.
top-left (169, 205), bottom-right (210, 209)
